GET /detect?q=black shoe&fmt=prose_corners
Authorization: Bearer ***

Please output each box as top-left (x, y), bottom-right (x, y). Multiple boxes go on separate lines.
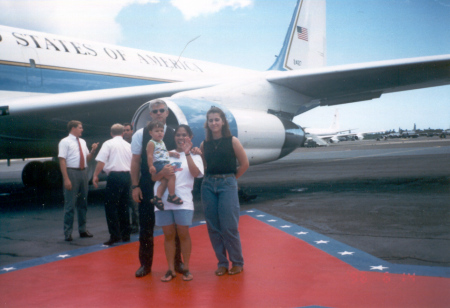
top-left (135, 266), bottom-right (151, 278)
top-left (103, 238), bottom-right (120, 246)
top-left (122, 236), bottom-right (130, 242)
top-left (65, 235), bottom-right (73, 242)
top-left (175, 262), bottom-right (184, 274)
top-left (79, 231), bottom-right (94, 238)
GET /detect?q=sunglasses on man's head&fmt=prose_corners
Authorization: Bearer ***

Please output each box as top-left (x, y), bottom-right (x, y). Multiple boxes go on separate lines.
top-left (152, 108), bottom-right (166, 114)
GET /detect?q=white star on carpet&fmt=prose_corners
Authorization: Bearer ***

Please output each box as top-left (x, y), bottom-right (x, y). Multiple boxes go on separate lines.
top-left (338, 251), bottom-right (354, 256)
top-left (1, 267), bottom-right (16, 272)
top-left (57, 254), bottom-right (70, 259)
top-left (296, 232), bottom-right (308, 235)
top-left (370, 265), bottom-right (389, 271)
top-left (280, 225), bottom-right (291, 228)
top-left (267, 219), bottom-right (277, 222)
top-left (315, 240), bottom-right (329, 244)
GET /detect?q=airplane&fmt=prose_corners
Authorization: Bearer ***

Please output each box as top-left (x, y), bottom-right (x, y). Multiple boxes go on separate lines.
top-left (303, 109), bottom-right (384, 145)
top-left (0, 0), bottom-right (449, 188)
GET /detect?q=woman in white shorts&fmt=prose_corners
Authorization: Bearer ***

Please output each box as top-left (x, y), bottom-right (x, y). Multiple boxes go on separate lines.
top-left (152, 124), bottom-right (203, 282)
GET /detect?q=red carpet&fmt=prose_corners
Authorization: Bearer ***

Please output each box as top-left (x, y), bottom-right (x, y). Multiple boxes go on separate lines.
top-left (1, 214), bottom-right (449, 307)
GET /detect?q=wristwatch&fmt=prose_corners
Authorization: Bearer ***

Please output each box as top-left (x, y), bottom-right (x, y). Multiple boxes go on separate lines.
top-left (131, 185), bottom-right (139, 189)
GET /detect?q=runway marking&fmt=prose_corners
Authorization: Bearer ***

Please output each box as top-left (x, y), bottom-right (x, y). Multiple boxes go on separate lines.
top-left (329, 147), bottom-right (438, 162)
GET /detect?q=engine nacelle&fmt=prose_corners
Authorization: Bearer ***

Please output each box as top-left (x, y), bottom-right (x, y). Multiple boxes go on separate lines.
top-left (131, 98), bottom-right (305, 165)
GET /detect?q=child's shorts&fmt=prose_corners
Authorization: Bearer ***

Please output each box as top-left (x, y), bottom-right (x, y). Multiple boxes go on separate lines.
top-left (153, 160), bottom-right (170, 173)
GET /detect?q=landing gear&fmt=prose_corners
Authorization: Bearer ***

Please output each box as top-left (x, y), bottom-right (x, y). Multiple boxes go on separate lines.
top-left (22, 160), bottom-right (62, 189)
top-left (22, 161), bottom-right (44, 188)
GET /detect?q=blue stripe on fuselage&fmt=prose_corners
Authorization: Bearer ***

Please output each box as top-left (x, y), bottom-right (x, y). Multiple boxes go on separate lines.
top-left (0, 64), bottom-right (167, 94)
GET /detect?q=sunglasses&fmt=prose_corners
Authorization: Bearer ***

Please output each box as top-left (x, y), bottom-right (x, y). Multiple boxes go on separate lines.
top-left (151, 108), bottom-right (167, 114)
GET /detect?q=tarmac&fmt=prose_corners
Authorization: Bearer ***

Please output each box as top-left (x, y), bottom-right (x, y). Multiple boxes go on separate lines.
top-left (0, 137), bottom-right (449, 268)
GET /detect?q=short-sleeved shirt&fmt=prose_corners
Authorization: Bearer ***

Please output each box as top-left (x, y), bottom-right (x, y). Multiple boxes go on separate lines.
top-left (58, 134), bottom-right (89, 168)
top-left (95, 136), bottom-right (131, 175)
top-left (154, 152), bottom-right (204, 211)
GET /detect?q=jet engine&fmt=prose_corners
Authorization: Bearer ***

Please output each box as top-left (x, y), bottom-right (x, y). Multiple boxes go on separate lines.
top-left (131, 97), bottom-right (305, 165)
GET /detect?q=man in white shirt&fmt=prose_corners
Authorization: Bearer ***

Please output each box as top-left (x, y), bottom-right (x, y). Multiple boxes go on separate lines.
top-left (93, 124), bottom-right (132, 246)
top-left (58, 120), bottom-right (98, 242)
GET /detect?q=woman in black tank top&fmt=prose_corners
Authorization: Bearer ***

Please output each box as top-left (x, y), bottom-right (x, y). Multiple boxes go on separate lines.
top-left (200, 107), bottom-right (249, 276)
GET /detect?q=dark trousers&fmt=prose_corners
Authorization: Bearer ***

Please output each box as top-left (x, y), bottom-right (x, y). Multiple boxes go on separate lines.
top-left (104, 172), bottom-right (131, 240)
top-left (138, 175), bottom-right (182, 269)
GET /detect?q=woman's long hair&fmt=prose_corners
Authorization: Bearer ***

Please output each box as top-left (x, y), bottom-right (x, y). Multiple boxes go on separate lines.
top-left (204, 107), bottom-right (232, 141)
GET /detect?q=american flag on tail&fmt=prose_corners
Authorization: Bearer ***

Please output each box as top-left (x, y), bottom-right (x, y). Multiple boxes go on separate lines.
top-left (297, 26), bottom-right (308, 41)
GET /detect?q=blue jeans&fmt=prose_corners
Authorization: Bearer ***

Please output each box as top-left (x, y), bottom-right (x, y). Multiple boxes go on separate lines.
top-left (201, 174), bottom-right (244, 268)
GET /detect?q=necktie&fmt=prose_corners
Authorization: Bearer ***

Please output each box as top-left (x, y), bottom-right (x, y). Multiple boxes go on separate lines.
top-left (77, 137), bottom-right (85, 169)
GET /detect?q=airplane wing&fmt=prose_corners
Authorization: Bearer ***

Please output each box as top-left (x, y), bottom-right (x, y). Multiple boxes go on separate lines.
top-left (266, 55), bottom-right (450, 114)
top-left (1, 79), bottom-right (219, 143)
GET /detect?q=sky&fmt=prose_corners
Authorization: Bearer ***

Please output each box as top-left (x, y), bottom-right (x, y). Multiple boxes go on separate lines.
top-left (0, 0), bottom-right (449, 132)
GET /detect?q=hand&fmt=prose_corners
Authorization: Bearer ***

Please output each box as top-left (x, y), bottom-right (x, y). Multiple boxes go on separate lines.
top-left (64, 178), bottom-right (72, 191)
top-left (190, 146), bottom-right (202, 155)
top-left (150, 166), bottom-right (156, 175)
top-left (93, 175), bottom-right (99, 189)
top-left (181, 137), bottom-right (193, 154)
top-left (161, 164), bottom-right (174, 177)
top-left (91, 142), bottom-right (99, 152)
top-left (132, 187), bottom-right (143, 203)
top-left (169, 151), bottom-right (180, 158)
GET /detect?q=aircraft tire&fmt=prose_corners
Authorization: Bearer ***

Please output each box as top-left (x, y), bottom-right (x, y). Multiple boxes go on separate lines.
top-left (42, 161), bottom-right (62, 189)
top-left (22, 161), bottom-right (44, 188)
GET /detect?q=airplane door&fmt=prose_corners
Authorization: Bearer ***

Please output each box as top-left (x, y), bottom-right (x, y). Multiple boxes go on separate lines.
top-left (20, 47), bottom-right (42, 89)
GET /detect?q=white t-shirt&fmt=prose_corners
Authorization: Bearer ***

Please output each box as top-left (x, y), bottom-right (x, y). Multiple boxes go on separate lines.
top-left (95, 136), bottom-right (131, 175)
top-left (154, 152), bottom-right (204, 211)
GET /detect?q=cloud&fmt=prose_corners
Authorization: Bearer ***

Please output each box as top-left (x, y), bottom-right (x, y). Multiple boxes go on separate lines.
top-left (0, 0), bottom-right (253, 44)
top-left (170, 0), bottom-right (253, 20)
top-left (0, 0), bottom-right (156, 44)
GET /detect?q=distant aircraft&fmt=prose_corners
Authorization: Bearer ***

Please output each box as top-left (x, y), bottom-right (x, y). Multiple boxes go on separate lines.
top-left (304, 109), bottom-right (382, 144)
top-left (0, 0), bottom-right (449, 187)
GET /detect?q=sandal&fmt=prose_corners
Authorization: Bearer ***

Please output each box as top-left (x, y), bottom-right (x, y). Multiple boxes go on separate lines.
top-left (167, 194), bottom-right (183, 205)
top-left (182, 269), bottom-right (193, 281)
top-left (151, 196), bottom-right (164, 211)
top-left (215, 266), bottom-right (228, 276)
top-left (161, 270), bottom-right (176, 282)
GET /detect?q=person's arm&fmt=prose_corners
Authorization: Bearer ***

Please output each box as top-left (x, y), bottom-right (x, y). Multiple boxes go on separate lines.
top-left (92, 161), bottom-right (105, 189)
top-left (182, 137), bottom-right (200, 177)
top-left (151, 164), bottom-right (174, 182)
top-left (86, 142), bottom-right (99, 162)
top-left (232, 137), bottom-right (249, 179)
top-left (200, 142), bottom-right (207, 171)
top-left (58, 157), bottom-right (72, 191)
top-left (146, 141), bottom-right (156, 174)
top-left (130, 154), bottom-right (142, 203)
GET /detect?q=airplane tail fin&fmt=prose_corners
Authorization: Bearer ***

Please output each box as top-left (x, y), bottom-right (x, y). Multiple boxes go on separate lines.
top-left (269, 0), bottom-right (326, 71)
top-left (330, 109), bottom-right (339, 131)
